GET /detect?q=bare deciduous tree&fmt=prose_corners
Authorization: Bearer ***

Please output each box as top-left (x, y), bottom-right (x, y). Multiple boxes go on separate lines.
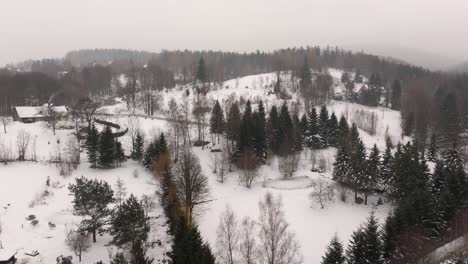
top-left (216, 206), bottom-right (239, 264)
top-left (44, 103), bottom-right (59, 135)
top-left (16, 129), bottom-right (31, 161)
top-left (173, 149), bottom-right (210, 225)
top-left (309, 178), bottom-right (334, 209)
top-left (66, 228), bottom-right (91, 262)
top-left (240, 148), bottom-right (259, 188)
top-left (258, 192), bottom-right (302, 264)
top-left (239, 216), bottom-right (257, 264)
top-left (0, 116), bottom-right (11, 134)
top-left (278, 153), bottom-right (300, 178)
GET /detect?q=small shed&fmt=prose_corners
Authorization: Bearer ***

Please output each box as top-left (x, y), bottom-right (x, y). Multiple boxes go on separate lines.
top-left (0, 248), bottom-right (17, 264)
top-left (13, 105), bottom-right (68, 123)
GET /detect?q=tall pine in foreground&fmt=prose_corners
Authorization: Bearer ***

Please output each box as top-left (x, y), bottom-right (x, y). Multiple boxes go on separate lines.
top-left (321, 235), bottom-right (345, 264)
top-left (253, 101), bottom-right (267, 163)
top-left (362, 211), bottom-right (383, 264)
top-left (131, 130), bottom-right (144, 162)
top-left (99, 125), bottom-right (115, 168)
top-left (86, 123), bottom-right (100, 167)
top-left (209, 100), bottom-right (224, 143)
top-left (346, 227), bottom-right (367, 264)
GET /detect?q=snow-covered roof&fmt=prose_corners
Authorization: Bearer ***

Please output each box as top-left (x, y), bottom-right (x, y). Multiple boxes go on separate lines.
top-left (15, 105), bottom-right (67, 119)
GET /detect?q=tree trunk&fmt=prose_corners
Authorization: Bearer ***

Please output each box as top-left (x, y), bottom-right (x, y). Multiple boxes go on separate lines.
top-left (92, 229), bottom-right (96, 243)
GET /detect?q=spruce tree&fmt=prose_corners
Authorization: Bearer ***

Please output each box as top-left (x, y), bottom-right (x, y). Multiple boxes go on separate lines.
top-left (196, 57), bottom-right (207, 83)
top-left (349, 123), bottom-right (360, 149)
top-left (239, 100), bottom-right (254, 153)
top-left (427, 133), bottom-right (438, 162)
top-left (350, 139), bottom-right (366, 201)
top-left (110, 194), bottom-right (149, 248)
top-left (143, 139), bottom-right (158, 170)
top-left (364, 144), bottom-right (381, 203)
top-left (114, 140), bottom-right (126, 167)
top-left (86, 123), bottom-right (100, 168)
top-left (226, 102), bottom-right (241, 149)
top-left (131, 130), bottom-right (144, 162)
top-left (346, 227), bottom-right (366, 264)
top-left (327, 113), bottom-right (338, 146)
top-left (99, 126), bottom-right (115, 168)
top-left (210, 100), bottom-right (224, 143)
top-left (268, 105), bottom-right (281, 154)
top-left (292, 112), bottom-right (303, 151)
top-left (130, 239), bottom-right (154, 264)
top-left (381, 140), bottom-right (394, 192)
top-left (253, 101), bottom-right (267, 163)
top-left (318, 105), bottom-right (330, 148)
top-left (332, 145), bottom-right (350, 184)
top-left (363, 211), bottom-right (383, 264)
top-left (299, 113), bottom-right (309, 144)
top-left (321, 235), bottom-right (345, 264)
top-left (381, 213), bottom-right (398, 261)
top-left (110, 253), bottom-right (128, 264)
top-left (443, 142), bottom-right (467, 204)
top-left (306, 107), bottom-right (320, 149)
top-left (337, 116), bottom-right (349, 148)
top-left (431, 160), bottom-right (446, 195)
top-left (390, 80), bottom-right (401, 110)
top-left (278, 102), bottom-right (293, 154)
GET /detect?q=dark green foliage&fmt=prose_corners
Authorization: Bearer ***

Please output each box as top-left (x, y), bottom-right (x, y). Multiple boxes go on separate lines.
top-left (362, 211), bottom-right (383, 264)
top-left (380, 141), bottom-right (394, 191)
top-left (363, 144), bottom-right (381, 203)
top-left (114, 140), bottom-right (126, 167)
top-left (346, 227), bottom-right (366, 264)
top-left (278, 102), bottom-right (293, 154)
top-left (68, 177), bottom-right (115, 242)
top-left (226, 102), bottom-right (241, 146)
top-left (292, 112), bottom-right (303, 151)
top-left (381, 213), bottom-right (399, 260)
top-left (86, 123), bottom-right (100, 167)
top-left (321, 235), bottom-right (345, 264)
top-left (350, 139), bottom-right (366, 201)
top-left (210, 100), bottom-right (224, 142)
top-left (349, 123), bottom-right (360, 150)
top-left (305, 107), bottom-right (320, 148)
top-left (337, 116), bottom-right (349, 147)
top-left (327, 113), bottom-right (338, 146)
top-left (130, 240), bottom-right (154, 264)
top-left (443, 142), bottom-right (468, 204)
top-left (238, 100), bottom-right (254, 153)
top-left (427, 133), bottom-right (437, 162)
top-left (332, 145), bottom-right (350, 183)
top-left (99, 125), bottom-right (115, 168)
top-left (111, 253), bottom-right (129, 264)
top-left (131, 130), bottom-right (144, 162)
top-left (143, 133), bottom-right (167, 170)
top-left (440, 93), bottom-right (461, 144)
top-left (171, 217), bottom-right (216, 264)
top-left (56, 256), bottom-right (73, 264)
top-left (252, 101), bottom-right (267, 163)
top-left (110, 194), bottom-right (149, 247)
top-left (318, 105), bottom-right (329, 148)
top-left (268, 105), bottom-right (280, 153)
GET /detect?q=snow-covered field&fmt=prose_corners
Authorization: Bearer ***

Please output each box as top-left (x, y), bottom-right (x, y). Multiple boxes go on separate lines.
top-left (0, 69), bottom-right (404, 263)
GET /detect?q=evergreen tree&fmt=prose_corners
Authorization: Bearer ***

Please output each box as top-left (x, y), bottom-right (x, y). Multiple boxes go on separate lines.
top-left (158, 133), bottom-right (168, 154)
top-left (443, 142), bottom-right (468, 204)
top-left (252, 101), bottom-right (267, 163)
top-left (363, 144), bottom-right (381, 204)
top-left (278, 102), bottom-right (293, 154)
top-left (238, 100), bottom-right (254, 153)
top-left (440, 93), bottom-right (461, 144)
top-left (143, 139), bottom-right (158, 170)
top-left (226, 101), bottom-right (241, 149)
top-left (130, 240), bottom-right (154, 264)
top-left (346, 227), bottom-right (366, 264)
top-left (349, 123), bottom-right (360, 149)
top-left (299, 113), bottom-right (309, 144)
top-left (432, 160), bottom-right (446, 195)
top-left (292, 112), bottom-right (303, 151)
top-left (350, 139), bottom-right (366, 201)
top-left (110, 194), bottom-right (149, 248)
top-left (111, 253), bottom-right (129, 264)
top-left (327, 112), bottom-right (338, 146)
top-left (381, 140), bottom-right (394, 192)
top-left (131, 130), bottom-right (144, 162)
top-left (321, 235), bottom-right (345, 264)
top-left (209, 100), bottom-right (224, 143)
top-left (196, 57), bottom-right (207, 83)
top-left (332, 145), bottom-right (350, 184)
top-left (268, 105), bottom-right (281, 154)
top-left (299, 57), bottom-right (313, 111)
top-left (305, 107), bottom-right (320, 149)
top-left (318, 105), bottom-right (330, 148)
top-left (99, 126), bottom-right (115, 168)
top-left (354, 69), bottom-right (363, 83)
top-left (337, 116), bottom-right (349, 148)
top-left (86, 123), bottom-right (100, 168)
top-left (68, 177), bottom-right (115, 242)
top-left (428, 133), bottom-right (438, 162)
top-left (114, 140), bottom-right (126, 167)
top-left (381, 213), bottom-right (399, 261)
top-left (362, 211), bottom-right (383, 264)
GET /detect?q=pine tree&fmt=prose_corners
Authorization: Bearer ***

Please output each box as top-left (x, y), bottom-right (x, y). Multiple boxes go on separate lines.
top-left (333, 145), bottom-right (350, 184)
top-left (268, 105), bottom-right (281, 154)
top-left (443, 142), bottom-right (467, 204)
top-left (210, 100), bottom-right (224, 143)
top-left (428, 133), bottom-right (438, 162)
top-left (278, 102), bottom-right (293, 154)
top-left (349, 123), bottom-right (360, 149)
top-left (99, 126), bottom-right (115, 168)
top-left (226, 102), bottom-right (241, 149)
top-left (432, 160), bottom-right (446, 194)
top-left (362, 211), bottom-right (383, 264)
top-left (86, 123), bottom-right (100, 168)
top-left (131, 130), bottom-right (144, 162)
top-left (292, 112), bottom-right (303, 151)
top-left (337, 116), bottom-right (349, 148)
top-left (318, 105), bottom-right (330, 148)
top-left (111, 253), bottom-right (128, 264)
top-left (299, 57), bottom-right (313, 112)
top-left (346, 227), bottom-right (366, 264)
top-left (306, 107), bottom-right (320, 149)
top-left (381, 213), bottom-right (398, 261)
top-left (143, 139), bottom-right (158, 170)
top-left (130, 240), bottom-right (154, 264)
top-left (327, 113), bottom-right (338, 146)
top-left (363, 144), bottom-right (381, 204)
top-left (253, 101), bottom-right (267, 163)
top-left (381, 141), bottom-right (394, 192)
top-left (299, 113), bottom-right (309, 144)
top-left (110, 194), bottom-right (149, 248)
top-left (350, 139), bottom-right (366, 201)
top-left (158, 133), bottom-right (168, 154)
top-left (238, 100), bottom-right (254, 153)
top-left (114, 140), bottom-right (126, 167)
top-left (321, 235), bottom-right (345, 264)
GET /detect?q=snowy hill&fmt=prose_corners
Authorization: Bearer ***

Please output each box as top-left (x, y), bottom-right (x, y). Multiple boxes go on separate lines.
top-left (0, 68), bottom-right (405, 263)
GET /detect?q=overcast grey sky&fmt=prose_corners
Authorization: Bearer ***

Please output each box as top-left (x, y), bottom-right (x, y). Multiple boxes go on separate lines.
top-left (1, 0), bottom-right (467, 66)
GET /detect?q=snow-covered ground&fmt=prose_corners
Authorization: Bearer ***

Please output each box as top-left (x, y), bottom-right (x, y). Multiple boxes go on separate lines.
top-left (0, 68), bottom-right (404, 263)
